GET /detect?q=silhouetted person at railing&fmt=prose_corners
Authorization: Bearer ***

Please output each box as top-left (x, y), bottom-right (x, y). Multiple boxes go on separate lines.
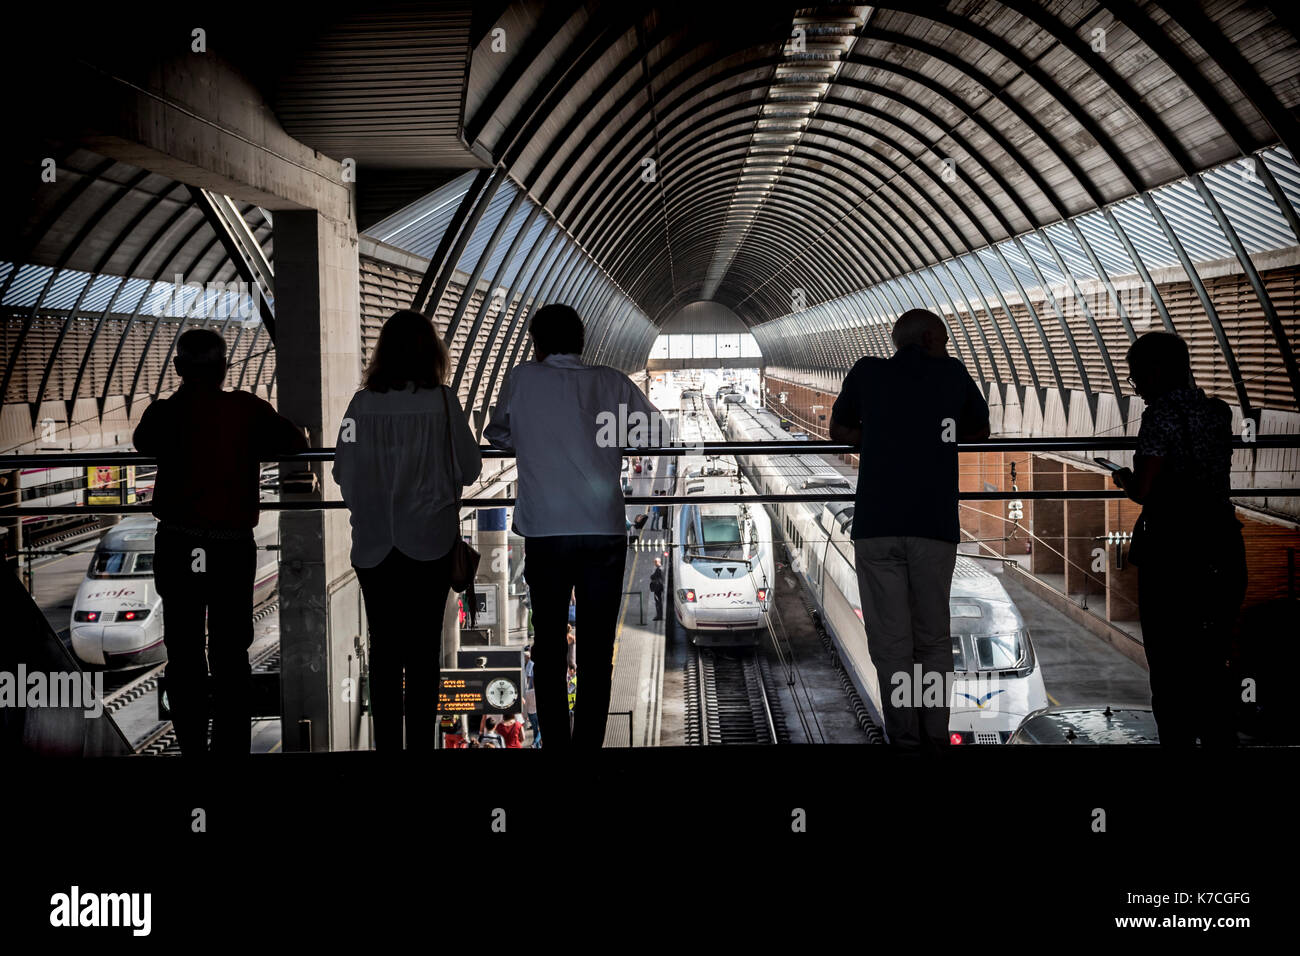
top-left (333, 310), bottom-right (481, 752)
top-left (133, 328), bottom-right (307, 756)
top-left (829, 309), bottom-right (989, 753)
top-left (485, 304), bottom-right (660, 753)
top-left (1113, 331), bottom-right (1246, 748)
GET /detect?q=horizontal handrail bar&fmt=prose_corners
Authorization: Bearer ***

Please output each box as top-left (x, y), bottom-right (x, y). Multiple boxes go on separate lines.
top-left (1, 434), bottom-right (1298, 468)
top-left (4, 487), bottom-right (1299, 517)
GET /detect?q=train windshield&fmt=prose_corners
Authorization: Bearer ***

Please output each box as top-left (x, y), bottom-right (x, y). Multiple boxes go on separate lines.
top-left (695, 515), bottom-right (750, 559)
top-left (972, 631), bottom-right (1025, 670)
top-left (951, 630), bottom-right (1027, 672)
top-left (951, 599), bottom-right (1027, 671)
top-left (89, 551), bottom-right (152, 578)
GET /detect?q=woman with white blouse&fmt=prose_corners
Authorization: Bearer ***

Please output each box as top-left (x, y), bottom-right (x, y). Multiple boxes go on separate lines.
top-left (333, 310), bottom-right (482, 751)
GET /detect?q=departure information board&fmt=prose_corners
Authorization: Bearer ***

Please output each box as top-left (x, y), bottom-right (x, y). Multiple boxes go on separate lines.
top-left (438, 668), bottom-right (524, 715)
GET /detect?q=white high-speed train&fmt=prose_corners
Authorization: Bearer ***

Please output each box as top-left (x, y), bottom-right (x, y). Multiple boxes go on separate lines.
top-left (669, 392), bottom-right (775, 647)
top-left (722, 400), bottom-right (1048, 743)
top-left (70, 512), bottom-right (279, 669)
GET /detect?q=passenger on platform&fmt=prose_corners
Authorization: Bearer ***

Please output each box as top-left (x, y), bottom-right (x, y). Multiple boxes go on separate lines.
top-left (133, 328), bottom-right (308, 756)
top-left (498, 713), bottom-right (526, 748)
top-left (566, 624), bottom-right (577, 671)
top-left (829, 309), bottom-right (989, 753)
top-left (479, 715), bottom-right (505, 749)
top-left (1113, 331), bottom-right (1246, 747)
top-left (649, 557), bottom-right (665, 621)
top-left (333, 309), bottom-right (482, 752)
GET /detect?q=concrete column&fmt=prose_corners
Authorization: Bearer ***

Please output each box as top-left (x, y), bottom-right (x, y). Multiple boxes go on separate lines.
top-left (275, 209), bottom-right (364, 752)
top-left (1030, 456), bottom-right (1064, 578)
top-left (477, 507), bottom-right (509, 645)
top-left (1064, 465), bottom-right (1106, 602)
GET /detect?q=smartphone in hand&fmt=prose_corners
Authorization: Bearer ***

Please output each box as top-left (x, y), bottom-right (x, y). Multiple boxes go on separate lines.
top-left (1094, 457), bottom-right (1123, 472)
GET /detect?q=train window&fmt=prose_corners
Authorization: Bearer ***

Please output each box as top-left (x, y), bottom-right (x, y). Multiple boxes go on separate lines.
top-left (134, 553), bottom-right (155, 574)
top-left (21, 474), bottom-right (86, 501)
top-left (973, 631), bottom-right (1024, 670)
top-left (951, 635), bottom-right (968, 671)
top-left (89, 552), bottom-right (131, 577)
top-left (700, 516), bottom-right (741, 545)
top-left (951, 603), bottom-right (983, 618)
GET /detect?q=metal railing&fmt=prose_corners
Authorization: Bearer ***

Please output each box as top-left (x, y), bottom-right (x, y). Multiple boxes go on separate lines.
top-left (2, 436), bottom-right (1298, 516)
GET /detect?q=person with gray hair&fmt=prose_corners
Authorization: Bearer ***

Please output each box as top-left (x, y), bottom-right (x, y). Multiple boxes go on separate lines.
top-left (829, 309), bottom-right (989, 752)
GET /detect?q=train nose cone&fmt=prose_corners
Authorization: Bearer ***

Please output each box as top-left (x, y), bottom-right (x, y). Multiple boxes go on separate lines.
top-left (70, 625), bottom-right (106, 666)
top-left (102, 624), bottom-right (147, 658)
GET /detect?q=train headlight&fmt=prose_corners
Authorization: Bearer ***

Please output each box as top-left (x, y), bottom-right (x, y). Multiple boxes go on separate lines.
top-left (117, 609), bottom-right (151, 622)
top-left (950, 732), bottom-right (967, 745)
top-left (73, 610), bottom-right (100, 623)
top-left (756, 588), bottom-right (768, 602)
top-left (677, 588), bottom-right (696, 603)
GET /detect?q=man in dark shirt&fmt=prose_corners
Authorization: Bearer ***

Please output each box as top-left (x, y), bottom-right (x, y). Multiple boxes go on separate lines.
top-left (133, 328), bottom-right (306, 755)
top-left (829, 309), bottom-right (989, 752)
top-left (1113, 332), bottom-right (1245, 747)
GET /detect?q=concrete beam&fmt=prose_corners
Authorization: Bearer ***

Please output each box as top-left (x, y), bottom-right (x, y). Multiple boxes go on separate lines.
top-left (51, 55), bottom-right (351, 219)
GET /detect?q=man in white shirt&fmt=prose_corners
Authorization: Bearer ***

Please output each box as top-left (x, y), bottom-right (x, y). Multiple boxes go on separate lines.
top-left (486, 304), bottom-right (661, 752)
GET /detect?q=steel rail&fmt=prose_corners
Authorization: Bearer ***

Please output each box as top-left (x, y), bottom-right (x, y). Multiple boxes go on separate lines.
top-left (3, 434), bottom-right (1298, 469)
top-left (8, 486), bottom-right (1300, 518)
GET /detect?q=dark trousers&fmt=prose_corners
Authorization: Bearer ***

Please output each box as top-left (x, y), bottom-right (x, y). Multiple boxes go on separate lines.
top-left (524, 534), bottom-right (625, 752)
top-left (154, 527), bottom-right (256, 756)
top-left (1138, 527), bottom-right (1246, 747)
top-left (651, 589), bottom-right (663, 619)
top-left (355, 547), bottom-right (453, 752)
top-left (854, 537), bottom-right (957, 752)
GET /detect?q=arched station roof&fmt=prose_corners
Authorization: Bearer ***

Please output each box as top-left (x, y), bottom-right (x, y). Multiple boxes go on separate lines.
top-left (3, 0), bottom-right (1300, 447)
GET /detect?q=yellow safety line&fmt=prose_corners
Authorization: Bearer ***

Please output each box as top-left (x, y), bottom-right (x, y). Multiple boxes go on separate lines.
top-left (1046, 691), bottom-right (1060, 707)
top-left (612, 546), bottom-right (641, 669)
top-left (269, 738), bottom-right (282, 754)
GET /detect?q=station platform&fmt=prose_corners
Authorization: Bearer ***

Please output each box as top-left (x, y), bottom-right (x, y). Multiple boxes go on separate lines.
top-left (604, 453), bottom-right (673, 747)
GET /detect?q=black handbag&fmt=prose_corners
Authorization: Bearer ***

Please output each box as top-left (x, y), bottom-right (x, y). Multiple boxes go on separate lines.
top-left (442, 387), bottom-right (481, 626)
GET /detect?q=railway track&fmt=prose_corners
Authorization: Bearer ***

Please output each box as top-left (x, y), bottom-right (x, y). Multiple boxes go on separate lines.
top-left (685, 648), bottom-right (789, 745)
top-left (104, 600), bottom-right (281, 754)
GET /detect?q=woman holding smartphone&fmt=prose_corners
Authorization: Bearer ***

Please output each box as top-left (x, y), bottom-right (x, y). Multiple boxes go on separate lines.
top-left (333, 310), bottom-right (482, 751)
top-left (1112, 331), bottom-right (1246, 748)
